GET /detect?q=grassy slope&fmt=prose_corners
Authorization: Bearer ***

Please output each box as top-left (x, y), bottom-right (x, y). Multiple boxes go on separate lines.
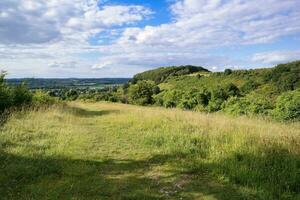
top-left (1, 102), bottom-right (300, 199)
top-left (159, 68), bottom-right (271, 91)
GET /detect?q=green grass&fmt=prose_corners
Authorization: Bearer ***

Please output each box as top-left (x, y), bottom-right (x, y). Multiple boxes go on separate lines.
top-left (1, 102), bottom-right (300, 199)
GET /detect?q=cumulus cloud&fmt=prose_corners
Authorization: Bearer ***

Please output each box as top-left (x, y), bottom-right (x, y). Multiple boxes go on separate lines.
top-left (1, 0), bottom-right (300, 77)
top-left (252, 50), bottom-right (300, 65)
top-left (92, 61), bottom-right (112, 69)
top-left (97, 52), bottom-right (232, 68)
top-left (48, 61), bottom-right (79, 68)
top-left (119, 0), bottom-right (300, 47)
top-left (0, 0), bottom-right (152, 44)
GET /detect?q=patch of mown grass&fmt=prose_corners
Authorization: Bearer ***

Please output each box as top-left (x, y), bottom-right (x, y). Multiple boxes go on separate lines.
top-left (0, 102), bottom-right (300, 199)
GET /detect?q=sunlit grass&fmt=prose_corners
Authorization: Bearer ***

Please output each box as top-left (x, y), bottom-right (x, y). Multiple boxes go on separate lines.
top-left (1, 102), bottom-right (300, 199)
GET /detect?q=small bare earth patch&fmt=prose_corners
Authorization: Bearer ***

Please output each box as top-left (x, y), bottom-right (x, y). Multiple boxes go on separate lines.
top-left (159, 174), bottom-right (193, 197)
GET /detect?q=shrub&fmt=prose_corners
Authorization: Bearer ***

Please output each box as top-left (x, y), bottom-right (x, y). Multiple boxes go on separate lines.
top-left (224, 69), bottom-right (233, 75)
top-left (207, 99), bottom-right (224, 112)
top-left (0, 72), bottom-right (33, 112)
top-left (177, 89), bottom-right (199, 110)
top-left (224, 83), bottom-right (240, 97)
top-left (12, 83), bottom-right (32, 107)
top-left (273, 90), bottom-right (300, 121)
top-left (128, 81), bottom-right (157, 105)
top-left (32, 90), bottom-right (56, 106)
top-left (0, 82), bottom-right (12, 112)
top-left (162, 90), bottom-right (184, 108)
top-left (66, 89), bottom-right (79, 101)
top-left (194, 89), bottom-right (210, 106)
top-left (240, 80), bottom-right (260, 94)
top-left (222, 97), bottom-right (251, 115)
top-left (223, 95), bottom-right (273, 116)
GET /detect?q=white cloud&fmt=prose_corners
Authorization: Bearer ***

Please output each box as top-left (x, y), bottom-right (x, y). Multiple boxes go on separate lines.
top-left (92, 61), bottom-right (112, 69)
top-left (0, 0), bottom-right (152, 44)
top-left (48, 61), bottom-right (79, 68)
top-left (119, 0), bottom-right (300, 47)
top-left (1, 0), bottom-right (300, 78)
top-left (252, 50), bottom-right (300, 65)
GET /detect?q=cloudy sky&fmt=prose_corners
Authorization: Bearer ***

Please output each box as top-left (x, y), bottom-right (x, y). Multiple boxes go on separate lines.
top-left (1, 0), bottom-right (300, 78)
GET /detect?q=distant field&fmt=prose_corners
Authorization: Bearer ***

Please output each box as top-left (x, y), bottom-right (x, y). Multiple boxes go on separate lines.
top-left (1, 102), bottom-right (300, 199)
top-left (6, 78), bottom-right (130, 89)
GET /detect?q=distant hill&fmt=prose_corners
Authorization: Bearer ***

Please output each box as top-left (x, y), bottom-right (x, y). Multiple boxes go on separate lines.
top-left (159, 61), bottom-right (300, 93)
top-left (6, 78), bottom-right (130, 89)
top-left (132, 65), bottom-right (210, 84)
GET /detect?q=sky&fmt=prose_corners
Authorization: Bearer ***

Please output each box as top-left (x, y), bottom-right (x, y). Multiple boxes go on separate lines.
top-left (0, 0), bottom-right (300, 78)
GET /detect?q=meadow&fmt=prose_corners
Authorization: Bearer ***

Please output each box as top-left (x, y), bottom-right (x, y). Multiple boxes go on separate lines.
top-left (1, 102), bottom-right (300, 199)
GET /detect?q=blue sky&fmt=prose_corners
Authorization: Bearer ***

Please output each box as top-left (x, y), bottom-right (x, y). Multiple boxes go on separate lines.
top-left (0, 0), bottom-right (300, 78)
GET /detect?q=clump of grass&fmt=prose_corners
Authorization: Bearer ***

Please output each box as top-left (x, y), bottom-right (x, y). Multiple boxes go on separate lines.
top-left (0, 102), bottom-right (299, 199)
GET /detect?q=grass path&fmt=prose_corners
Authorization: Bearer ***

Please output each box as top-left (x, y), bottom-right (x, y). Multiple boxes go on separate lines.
top-left (1, 102), bottom-right (300, 199)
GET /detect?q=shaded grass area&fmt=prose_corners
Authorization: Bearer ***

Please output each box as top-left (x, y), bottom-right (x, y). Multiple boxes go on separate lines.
top-left (0, 102), bottom-right (300, 199)
top-left (0, 150), bottom-right (260, 200)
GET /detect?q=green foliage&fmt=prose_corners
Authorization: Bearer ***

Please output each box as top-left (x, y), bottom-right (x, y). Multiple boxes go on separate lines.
top-left (161, 90), bottom-right (184, 108)
top-left (207, 98), bottom-right (224, 112)
top-left (32, 90), bottom-right (56, 106)
top-left (128, 81), bottom-right (157, 105)
top-left (222, 97), bottom-right (251, 115)
top-left (12, 83), bottom-right (32, 107)
top-left (240, 80), bottom-right (260, 94)
top-left (0, 72), bottom-right (57, 112)
top-left (0, 72), bottom-right (39, 112)
top-left (265, 61), bottom-right (300, 91)
top-left (66, 89), bottom-right (79, 101)
top-left (72, 61), bottom-right (300, 121)
top-left (133, 65), bottom-right (210, 84)
top-left (0, 73), bottom-right (12, 112)
top-left (224, 68), bottom-right (233, 75)
top-left (273, 89), bottom-right (300, 121)
top-left (223, 93), bottom-right (274, 116)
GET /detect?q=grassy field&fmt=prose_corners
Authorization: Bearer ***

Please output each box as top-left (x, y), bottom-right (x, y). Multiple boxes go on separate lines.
top-left (1, 102), bottom-right (300, 199)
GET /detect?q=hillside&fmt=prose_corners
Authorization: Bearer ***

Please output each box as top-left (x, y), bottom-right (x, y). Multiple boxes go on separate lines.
top-left (132, 65), bottom-right (210, 84)
top-left (95, 61), bottom-right (299, 121)
top-left (160, 61), bottom-right (300, 91)
top-left (1, 102), bottom-right (300, 199)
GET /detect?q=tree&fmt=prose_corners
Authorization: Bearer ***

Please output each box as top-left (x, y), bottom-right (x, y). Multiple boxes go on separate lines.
top-left (128, 81), bottom-right (156, 105)
top-left (12, 83), bottom-right (32, 107)
top-left (0, 72), bottom-right (12, 112)
top-left (224, 83), bottom-right (240, 97)
top-left (273, 89), bottom-right (300, 121)
top-left (241, 80), bottom-right (259, 94)
top-left (162, 90), bottom-right (184, 108)
top-left (224, 69), bottom-right (233, 75)
top-left (66, 89), bottom-right (79, 101)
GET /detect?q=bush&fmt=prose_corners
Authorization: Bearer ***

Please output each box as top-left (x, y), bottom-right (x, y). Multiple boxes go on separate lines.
top-left (12, 84), bottom-right (32, 107)
top-left (224, 83), bottom-right (240, 97)
top-left (240, 80), bottom-right (260, 94)
top-left (128, 81), bottom-right (157, 105)
top-left (0, 72), bottom-right (34, 112)
top-left (66, 89), bottom-right (79, 101)
top-left (177, 89), bottom-right (198, 110)
top-left (222, 97), bottom-right (251, 115)
top-left (162, 90), bottom-right (184, 108)
top-left (32, 90), bottom-right (56, 106)
top-left (223, 94), bottom-right (273, 116)
top-left (224, 69), bottom-right (233, 75)
top-left (273, 90), bottom-right (300, 121)
top-left (194, 89), bottom-right (210, 106)
top-left (153, 92), bottom-right (165, 106)
top-left (0, 82), bottom-right (12, 112)
top-left (207, 99), bottom-right (224, 112)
